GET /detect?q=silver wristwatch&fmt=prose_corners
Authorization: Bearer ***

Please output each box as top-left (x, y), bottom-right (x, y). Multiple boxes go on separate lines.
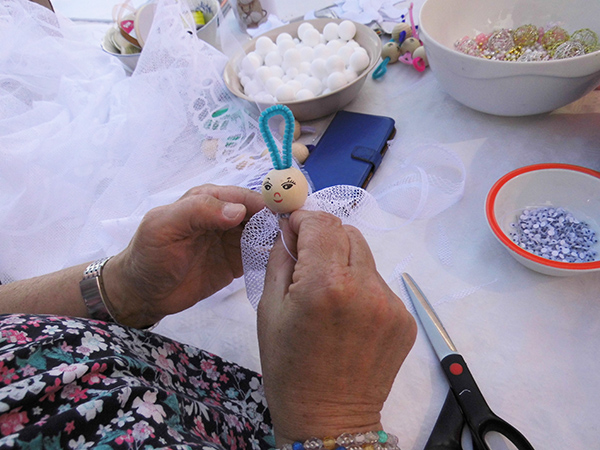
top-left (80, 256), bottom-right (115, 322)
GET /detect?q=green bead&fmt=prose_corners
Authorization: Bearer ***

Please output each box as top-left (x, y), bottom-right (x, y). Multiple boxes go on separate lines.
top-left (377, 431), bottom-right (388, 443)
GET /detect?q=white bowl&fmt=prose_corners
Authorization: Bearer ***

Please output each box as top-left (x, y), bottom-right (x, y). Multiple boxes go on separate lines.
top-left (419, 0), bottom-right (600, 116)
top-left (101, 44), bottom-right (140, 73)
top-left (486, 164), bottom-right (600, 276)
top-left (223, 19), bottom-right (381, 121)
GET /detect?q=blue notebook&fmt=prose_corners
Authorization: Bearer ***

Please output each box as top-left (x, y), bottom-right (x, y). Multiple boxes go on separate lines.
top-left (303, 110), bottom-right (396, 191)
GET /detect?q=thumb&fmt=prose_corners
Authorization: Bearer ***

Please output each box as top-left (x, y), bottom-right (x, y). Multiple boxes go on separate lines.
top-left (175, 195), bottom-right (247, 232)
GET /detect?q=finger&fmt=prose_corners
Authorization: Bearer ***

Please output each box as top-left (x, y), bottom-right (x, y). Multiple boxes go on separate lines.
top-left (289, 210), bottom-right (351, 266)
top-left (181, 184), bottom-right (265, 219)
top-left (260, 231), bottom-right (296, 309)
top-left (343, 224), bottom-right (377, 271)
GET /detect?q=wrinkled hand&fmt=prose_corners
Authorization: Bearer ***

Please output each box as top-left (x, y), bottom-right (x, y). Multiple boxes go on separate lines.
top-left (104, 184), bottom-right (264, 328)
top-left (258, 211), bottom-right (417, 445)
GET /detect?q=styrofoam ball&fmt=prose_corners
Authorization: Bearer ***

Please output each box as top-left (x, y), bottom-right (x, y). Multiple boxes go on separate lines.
top-left (326, 72), bottom-right (348, 91)
top-left (337, 44), bottom-right (354, 64)
top-left (346, 39), bottom-right (360, 48)
top-left (275, 84), bottom-right (296, 102)
top-left (277, 38), bottom-right (296, 53)
top-left (295, 73), bottom-right (309, 85)
top-left (302, 28), bottom-right (320, 47)
top-left (283, 48), bottom-right (302, 67)
top-left (310, 58), bottom-right (328, 79)
top-left (295, 88), bottom-right (316, 101)
top-left (241, 53), bottom-right (261, 75)
top-left (240, 75), bottom-right (251, 87)
top-left (314, 44), bottom-right (332, 60)
top-left (325, 55), bottom-right (345, 74)
top-left (303, 76), bottom-right (323, 96)
top-left (264, 51), bottom-right (283, 67)
top-left (323, 22), bottom-right (339, 41)
top-left (255, 91), bottom-right (276, 103)
top-left (299, 46), bottom-right (315, 62)
top-left (326, 39), bottom-right (344, 54)
top-left (338, 20), bottom-right (356, 41)
top-left (255, 36), bottom-right (276, 55)
top-left (269, 65), bottom-right (284, 79)
top-left (349, 50), bottom-right (370, 72)
top-left (297, 22), bottom-right (315, 41)
top-left (299, 61), bottom-right (312, 74)
top-left (287, 80), bottom-right (302, 94)
top-left (265, 77), bottom-right (283, 95)
top-left (255, 66), bottom-right (272, 84)
top-left (344, 69), bottom-right (358, 83)
top-left (285, 67), bottom-right (299, 79)
top-left (245, 80), bottom-right (262, 96)
top-left (276, 32), bottom-right (293, 45)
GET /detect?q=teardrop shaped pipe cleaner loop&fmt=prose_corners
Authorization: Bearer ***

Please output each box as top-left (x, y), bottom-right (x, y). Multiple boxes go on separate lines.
top-left (258, 105), bottom-right (295, 170)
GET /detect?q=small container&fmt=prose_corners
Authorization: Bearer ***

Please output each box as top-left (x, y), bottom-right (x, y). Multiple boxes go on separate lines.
top-left (230, 0), bottom-right (268, 31)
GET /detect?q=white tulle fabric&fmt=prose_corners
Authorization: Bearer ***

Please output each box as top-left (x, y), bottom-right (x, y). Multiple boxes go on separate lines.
top-left (0, 0), bottom-right (273, 282)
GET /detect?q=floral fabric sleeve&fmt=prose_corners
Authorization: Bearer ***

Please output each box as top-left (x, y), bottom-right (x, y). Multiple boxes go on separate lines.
top-left (0, 314), bottom-right (274, 450)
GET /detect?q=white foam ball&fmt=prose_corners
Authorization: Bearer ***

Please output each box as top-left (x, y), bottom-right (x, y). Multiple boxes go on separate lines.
top-left (255, 36), bottom-right (276, 55)
top-left (276, 32), bottom-right (293, 44)
top-left (275, 84), bottom-right (296, 102)
top-left (286, 67), bottom-right (299, 79)
top-left (277, 39), bottom-right (296, 53)
top-left (299, 46), bottom-right (315, 62)
top-left (295, 88), bottom-right (316, 101)
top-left (344, 69), bottom-right (358, 83)
top-left (310, 58), bottom-right (328, 79)
top-left (349, 50), bottom-right (370, 72)
top-left (295, 73), bottom-right (309, 84)
top-left (337, 44), bottom-right (354, 64)
top-left (347, 39), bottom-right (360, 48)
top-left (303, 76), bottom-right (323, 96)
top-left (299, 61), bottom-right (312, 74)
top-left (240, 75), bottom-right (251, 87)
top-left (254, 91), bottom-right (272, 102)
top-left (283, 48), bottom-right (302, 67)
top-left (327, 72), bottom-right (348, 91)
top-left (287, 80), bottom-right (302, 94)
top-left (281, 75), bottom-right (290, 83)
top-left (314, 44), bottom-right (332, 60)
top-left (302, 28), bottom-right (320, 47)
top-left (264, 51), bottom-right (283, 67)
top-left (241, 53), bottom-right (261, 75)
top-left (269, 65), bottom-right (284, 79)
top-left (297, 22), bottom-right (315, 41)
top-left (322, 87), bottom-right (332, 95)
top-left (326, 39), bottom-right (344, 54)
top-left (326, 55), bottom-right (345, 74)
top-left (245, 80), bottom-right (262, 96)
top-left (338, 20), bottom-right (356, 41)
top-left (265, 77), bottom-right (283, 95)
top-left (323, 22), bottom-right (339, 41)
top-left (255, 66), bottom-right (272, 84)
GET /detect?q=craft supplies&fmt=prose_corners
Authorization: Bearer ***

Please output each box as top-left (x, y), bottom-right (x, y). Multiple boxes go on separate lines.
top-left (259, 105), bottom-right (309, 214)
top-left (510, 207), bottom-right (598, 263)
top-left (455, 24), bottom-right (599, 61)
top-left (236, 20), bottom-right (371, 103)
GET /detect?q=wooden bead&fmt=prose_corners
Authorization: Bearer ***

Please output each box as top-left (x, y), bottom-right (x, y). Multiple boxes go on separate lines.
top-left (291, 142), bottom-right (310, 164)
top-left (391, 22), bottom-right (412, 43)
top-left (262, 167), bottom-right (308, 214)
top-left (279, 119), bottom-right (302, 140)
top-left (412, 46), bottom-right (429, 66)
top-left (400, 37), bottom-right (420, 55)
top-left (381, 41), bottom-right (402, 62)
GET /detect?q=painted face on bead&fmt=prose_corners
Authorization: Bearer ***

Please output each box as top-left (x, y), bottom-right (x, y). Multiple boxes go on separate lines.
top-left (262, 167), bottom-right (309, 214)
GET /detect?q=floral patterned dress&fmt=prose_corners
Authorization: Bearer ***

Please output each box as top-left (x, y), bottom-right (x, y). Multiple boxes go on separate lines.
top-left (0, 314), bottom-right (273, 450)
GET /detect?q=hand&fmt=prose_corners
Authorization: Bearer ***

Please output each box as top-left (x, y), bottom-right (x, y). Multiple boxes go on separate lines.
top-left (103, 184), bottom-right (264, 328)
top-left (257, 211), bottom-right (417, 445)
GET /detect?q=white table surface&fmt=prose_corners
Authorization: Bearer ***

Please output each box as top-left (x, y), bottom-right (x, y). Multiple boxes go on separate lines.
top-left (10, 1), bottom-right (600, 449)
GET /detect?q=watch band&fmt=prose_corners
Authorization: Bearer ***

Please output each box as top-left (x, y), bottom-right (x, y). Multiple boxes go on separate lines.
top-left (80, 256), bottom-right (115, 323)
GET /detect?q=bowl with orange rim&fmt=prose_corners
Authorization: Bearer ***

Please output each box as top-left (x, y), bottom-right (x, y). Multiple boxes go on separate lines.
top-left (486, 163), bottom-right (600, 276)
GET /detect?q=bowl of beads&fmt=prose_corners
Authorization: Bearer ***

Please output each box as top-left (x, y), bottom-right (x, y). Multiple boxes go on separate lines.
top-left (419, 0), bottom-right (600, 116)
top-left (486, 164), bottom-right (600, 276)
top-left (223, 19), bottom-right (381, 121)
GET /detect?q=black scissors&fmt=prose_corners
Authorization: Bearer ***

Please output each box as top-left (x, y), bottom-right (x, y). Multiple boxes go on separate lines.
top-left (401, 273), bottom-right (535, 450)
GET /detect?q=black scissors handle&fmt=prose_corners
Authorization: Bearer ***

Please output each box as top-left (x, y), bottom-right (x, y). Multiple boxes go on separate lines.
top-left (439, 353), bottom-right (535, 450)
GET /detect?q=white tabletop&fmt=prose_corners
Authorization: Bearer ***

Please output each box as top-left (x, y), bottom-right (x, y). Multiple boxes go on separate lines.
top-left (5, 1), bottom-right (600, 449)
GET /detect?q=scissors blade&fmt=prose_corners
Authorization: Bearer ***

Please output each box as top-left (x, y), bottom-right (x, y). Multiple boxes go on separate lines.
top-left (401, 273), bottom-right (458, 361)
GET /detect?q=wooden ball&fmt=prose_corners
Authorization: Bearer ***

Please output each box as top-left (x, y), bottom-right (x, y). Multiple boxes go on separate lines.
top-left (279, 119), bottom-right (302, 141)
top-left (391, 22), bottom-right (412, 43)
top-left (291, 142), bottom-right (310, 164)
top-left (262, 167), bottom-right (309, 214)
top-left (400, 37), bottom-right (421, 55)
top-left (381, 42), bottom-right (402, 62)
top-left (412, 46), bottom-right (429, 66)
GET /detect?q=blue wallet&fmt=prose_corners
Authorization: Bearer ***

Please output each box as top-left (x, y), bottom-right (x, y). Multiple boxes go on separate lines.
top-left (303, 110), bottom-right (396, 191)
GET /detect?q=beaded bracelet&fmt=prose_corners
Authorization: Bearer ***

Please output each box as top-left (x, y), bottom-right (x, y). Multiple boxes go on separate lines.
top-left (278, 430), bottom-right (400, 450)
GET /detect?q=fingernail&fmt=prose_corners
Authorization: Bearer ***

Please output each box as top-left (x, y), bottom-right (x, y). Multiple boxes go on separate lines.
top-left (223, 203), bottom-right (245, 220)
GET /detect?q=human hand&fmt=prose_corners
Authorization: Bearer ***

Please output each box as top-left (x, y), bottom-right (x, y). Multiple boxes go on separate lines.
top-left (257, 211), bottom-right (417, 445)
top-left (103, 184), bottom-right (264, 328)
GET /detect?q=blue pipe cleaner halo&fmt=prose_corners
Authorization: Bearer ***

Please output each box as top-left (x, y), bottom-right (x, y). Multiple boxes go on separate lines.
top-left (258, 105), bottom-right (309, 215)
top-left (258, 105), bottom-right (295, 170)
